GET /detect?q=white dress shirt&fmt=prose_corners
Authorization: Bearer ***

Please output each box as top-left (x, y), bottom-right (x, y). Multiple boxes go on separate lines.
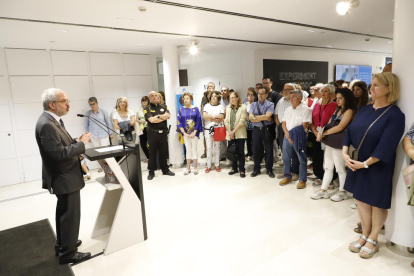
top-left (283, 103), bottom-right (312, 131)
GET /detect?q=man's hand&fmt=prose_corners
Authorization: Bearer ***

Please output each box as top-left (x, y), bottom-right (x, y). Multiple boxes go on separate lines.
top-left (77, 132), bottom-right (93, 145)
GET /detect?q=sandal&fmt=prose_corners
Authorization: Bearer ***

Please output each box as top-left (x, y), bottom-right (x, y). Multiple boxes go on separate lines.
top-left (183, 168), bottom-right (190, 175)
top-left (193, 169), bottom-right (198, 175)
top-left (359, 238), bottom-right (378, 259)
top-left (312, 179), bottom-right (322, 186)
top-left (205, 168), bottom-right (211, 173)
top-left (215, 166), bottom-right (221, 172)
top-left (349, 235), bottom-right (367, 253)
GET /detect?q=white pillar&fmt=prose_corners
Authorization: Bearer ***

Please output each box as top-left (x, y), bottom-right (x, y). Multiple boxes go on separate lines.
top-left (385, 0), bottom-right (414, 249)
top-left (162, 44), bottom-right (182, 166)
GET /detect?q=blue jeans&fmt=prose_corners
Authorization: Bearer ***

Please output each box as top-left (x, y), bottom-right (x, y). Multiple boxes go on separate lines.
top-left (282, 137), bottom-right (307, 181)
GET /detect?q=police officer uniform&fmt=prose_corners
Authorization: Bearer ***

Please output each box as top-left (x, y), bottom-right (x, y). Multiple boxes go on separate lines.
top-left (144, 102), bottom-right (175, 180)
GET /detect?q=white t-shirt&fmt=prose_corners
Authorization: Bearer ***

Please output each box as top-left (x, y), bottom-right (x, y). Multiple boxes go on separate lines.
top-left (113, 110), bottom-right (135, 134)
top-left (283, 104), bottom-right (312, 131)
top-left (203, 103), bottom-right (224, 129)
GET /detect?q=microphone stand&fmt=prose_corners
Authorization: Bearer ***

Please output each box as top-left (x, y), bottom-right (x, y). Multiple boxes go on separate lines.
top-left (78, 114), bottom-right (126, 150)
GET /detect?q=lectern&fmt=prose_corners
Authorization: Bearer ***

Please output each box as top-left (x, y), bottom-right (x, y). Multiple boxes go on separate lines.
top-left (83, 144), bottom-right (147, 255)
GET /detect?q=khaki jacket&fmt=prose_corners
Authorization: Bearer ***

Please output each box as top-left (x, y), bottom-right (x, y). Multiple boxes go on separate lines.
top-left (224, 104), bottom-right (248, 140)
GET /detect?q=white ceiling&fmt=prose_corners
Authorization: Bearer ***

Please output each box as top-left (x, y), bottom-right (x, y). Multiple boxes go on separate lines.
top-left (0, 0), bottom-right (395, 60)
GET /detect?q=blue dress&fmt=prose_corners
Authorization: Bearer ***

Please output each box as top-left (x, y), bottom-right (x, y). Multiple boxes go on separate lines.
top-left (343, 104), bottom-right (405, 209)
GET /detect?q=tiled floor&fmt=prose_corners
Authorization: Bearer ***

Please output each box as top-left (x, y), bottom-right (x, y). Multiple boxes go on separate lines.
top-left (1, 161), bottom-right (413, 276)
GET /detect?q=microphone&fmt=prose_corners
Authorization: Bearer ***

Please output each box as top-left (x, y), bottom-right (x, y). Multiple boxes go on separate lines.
top-left (78, 114), bottom-right (126, 150)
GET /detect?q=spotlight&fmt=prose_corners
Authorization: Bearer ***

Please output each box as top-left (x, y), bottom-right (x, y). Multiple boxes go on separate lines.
top-left (189, 40), bottom-right (199, 55)
top-left (336, 0), bottom-right (359, 15)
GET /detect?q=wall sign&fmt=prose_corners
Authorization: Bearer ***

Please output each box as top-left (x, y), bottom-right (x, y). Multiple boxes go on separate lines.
top-left (263, 59), bottom-right (328, 92)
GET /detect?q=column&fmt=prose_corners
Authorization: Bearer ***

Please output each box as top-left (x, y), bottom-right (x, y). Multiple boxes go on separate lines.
top-left (162, 44), bottom-right (182, 166)
top-left (385, 0), bottom-right (414, 252)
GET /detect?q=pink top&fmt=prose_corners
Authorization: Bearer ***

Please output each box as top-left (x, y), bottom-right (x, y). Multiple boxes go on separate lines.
top-left (312, 101), bottom-right (337, 127)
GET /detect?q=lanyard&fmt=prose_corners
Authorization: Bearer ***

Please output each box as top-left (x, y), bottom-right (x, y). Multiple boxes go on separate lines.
top-left (318, 100), bottom-right (330, 127)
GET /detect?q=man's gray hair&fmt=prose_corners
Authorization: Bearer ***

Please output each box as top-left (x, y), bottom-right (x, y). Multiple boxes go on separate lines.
top-left (319, 84), bottom-right (335, 95)
top-left (41, 88), bottom-right (62, 111)
top-left (290, 89), bottom-right (303, 98)
top-left (285, 83), bottom-right (297, 90)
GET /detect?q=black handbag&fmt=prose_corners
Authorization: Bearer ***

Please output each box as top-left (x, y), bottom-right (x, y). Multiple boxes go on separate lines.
top-left (321, 112), bottom-right (345, 150)
top-left (227, 139), bottom-right (238, 162)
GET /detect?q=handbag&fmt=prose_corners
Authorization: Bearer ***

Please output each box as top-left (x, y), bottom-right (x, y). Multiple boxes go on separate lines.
top-left (402, 163), bottom-right (414, 188)
top-left (321, 111), bottom-right (345, 150)
top-left (348, 104), bottom-right (393, 160)
top-left (213, 123), bottom-right (226, 142)
top-left (227, 139), bottom-right (238, 162)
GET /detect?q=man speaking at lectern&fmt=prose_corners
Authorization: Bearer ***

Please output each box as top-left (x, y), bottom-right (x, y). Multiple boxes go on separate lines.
top-left (35, 88), bottom-right (92, 264)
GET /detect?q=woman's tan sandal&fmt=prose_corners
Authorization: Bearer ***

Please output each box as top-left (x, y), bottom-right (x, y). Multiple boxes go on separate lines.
top-left (349, 235), bottom-right (367, 253)
top-left (359, 239), bottom-right (378, 259)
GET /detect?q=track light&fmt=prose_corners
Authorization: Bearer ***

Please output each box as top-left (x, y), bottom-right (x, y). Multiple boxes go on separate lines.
top-left (336, 0), bottom-right (359, 15)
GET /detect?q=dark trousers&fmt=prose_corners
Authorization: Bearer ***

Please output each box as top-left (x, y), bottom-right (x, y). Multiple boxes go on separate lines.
top-left (230, 139), bottom-right (246, 172)
top-left (312, 140), bottom-right (325, 180)
top-left (253, 128), bottom-right (273, 171)
top-left (147, 130), bottom-right (169, 173)
top-left (139, 128), bottom-right (150, 159)
top-left (246, 130), bottom-right (253, 156)
top-left (55, 190), bottom-right (81, 260)
top-left (277, 124), bottom-right (285, 149)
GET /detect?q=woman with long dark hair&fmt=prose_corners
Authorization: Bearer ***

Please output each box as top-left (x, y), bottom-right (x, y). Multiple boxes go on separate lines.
top-left (352, 81), bottom-right (369, 109)
top-left (311, 88), bottom-right (356, 201)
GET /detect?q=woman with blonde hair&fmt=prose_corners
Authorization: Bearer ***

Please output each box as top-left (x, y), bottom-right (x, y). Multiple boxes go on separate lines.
top-left (225, 92), bottom-right (248, 177)
top-left (113, 97), bottom-right (135, 142)
top-left (344, 72), bottom-right (405, 258)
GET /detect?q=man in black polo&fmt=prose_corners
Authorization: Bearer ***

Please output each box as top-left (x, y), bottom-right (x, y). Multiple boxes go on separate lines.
top-left (144, 91), bottom-right (175, 180)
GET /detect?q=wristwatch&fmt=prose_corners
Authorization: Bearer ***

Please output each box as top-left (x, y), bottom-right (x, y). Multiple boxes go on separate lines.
top-left (363, 161), bottom-right (369, 169)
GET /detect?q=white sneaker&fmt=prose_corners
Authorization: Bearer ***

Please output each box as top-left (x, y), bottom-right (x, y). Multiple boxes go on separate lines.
top-left (330, 191), bottom-right (349, 202)
top-left (351, 203), bottom-right (358, 209)
top-left (333, 178), bottom-right (340, 187)
top-left (292, 174), bottom-right (299, 181)
top-left (310, 190), bottom-right (329, 200)
top-left (183, 168), bottom-right (190, 175)
top-left (193, 169), bottom-right (199, 175)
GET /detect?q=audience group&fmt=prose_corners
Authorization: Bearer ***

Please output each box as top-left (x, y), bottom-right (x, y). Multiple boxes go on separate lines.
top-left (83, 63), bottom-right (414, 265)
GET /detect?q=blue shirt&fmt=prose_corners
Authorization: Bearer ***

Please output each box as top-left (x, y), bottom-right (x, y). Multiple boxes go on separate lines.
top-left (85, 108), bottom-right (112, 138)
top-left (249, 100), bottom-right (275, 127)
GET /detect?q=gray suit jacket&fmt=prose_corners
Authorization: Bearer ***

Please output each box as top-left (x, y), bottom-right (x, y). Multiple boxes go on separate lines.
top-left (35, 112), bottom-right (86, 194)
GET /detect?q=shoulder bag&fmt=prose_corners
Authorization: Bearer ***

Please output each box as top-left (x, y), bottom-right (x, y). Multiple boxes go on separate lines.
top-left (321, 110), bottom-right (345, 149)
top-left (348, 105), bottom-right (393, 160)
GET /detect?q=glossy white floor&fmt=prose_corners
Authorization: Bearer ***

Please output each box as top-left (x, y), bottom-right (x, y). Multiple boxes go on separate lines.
top-left (1, 161), bottom-right (413, 276)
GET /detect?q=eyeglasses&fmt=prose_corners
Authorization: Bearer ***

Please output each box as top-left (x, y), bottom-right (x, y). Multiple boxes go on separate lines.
top-left (55, 99), bottom-right (70, 104)
top-left (229, 97), bottom-right (237, 99)
top-left (119, 101), bottom-right (127, 103)
top-left (257, 92), bottom-right (267, 95)
top-left (283, 89), bottom-right (293, 91)
top-left (221, 90), bottom-right (228, 92)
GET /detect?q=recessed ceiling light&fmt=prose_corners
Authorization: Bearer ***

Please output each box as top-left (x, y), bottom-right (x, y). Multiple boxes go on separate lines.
top-left (209, 44), bottom-right (217, 46)
top-left (185, 29), bottom-right (196, 33)
top-left (327, 45), bottom-right (332, 48)
top-left (307, 30), bottom-right (314, 33)
top-left (54, 29), bottom-right (68, 33)
top-left (137, 43), bottom-right (146, 46)
top-left (392, 20), bottom-right (394, 22)
top-left (388, 40), bottom-right (392, 43)
top-left (118, 18), bottom-right (134, 22)
top-left (50, 41), bottom-right (55, 43)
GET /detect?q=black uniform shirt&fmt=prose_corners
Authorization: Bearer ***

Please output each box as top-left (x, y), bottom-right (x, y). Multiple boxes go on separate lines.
top-left (144, 103), bottom-right (170, 130)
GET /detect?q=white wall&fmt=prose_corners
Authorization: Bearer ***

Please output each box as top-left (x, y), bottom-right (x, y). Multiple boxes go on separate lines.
top-left (182, 51), bottom-right (255, 106)
top-left (254, 47), bottom-right (388, 84)
top-left (0, 48), bottom-right (157, 187)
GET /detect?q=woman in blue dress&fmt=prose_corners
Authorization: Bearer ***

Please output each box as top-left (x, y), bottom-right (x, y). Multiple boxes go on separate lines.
top-left (342, 72), bottom-right (405, 259)
top-left (177, 93), bottom-right (202, 175)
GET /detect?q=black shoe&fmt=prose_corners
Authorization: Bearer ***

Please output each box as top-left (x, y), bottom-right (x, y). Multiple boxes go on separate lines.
top-left (59, 252), bottom-right (91, 265)
top-left (267, 171), bottom-right (275, 178)
top-left (251, 170), bottom-right (261, 177)
top-left (220, 157), bottom-right (226, 161)
top-left (55, 240), bottom-right (82, 256)
top-left (240, 172), bottom-right (246, 178)
top-left (147, 172), bottom-right (155, 180)
top-left (163, 170), bottom-right (175, 176)
top-left (228, 170), bottom-right (239, 175)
